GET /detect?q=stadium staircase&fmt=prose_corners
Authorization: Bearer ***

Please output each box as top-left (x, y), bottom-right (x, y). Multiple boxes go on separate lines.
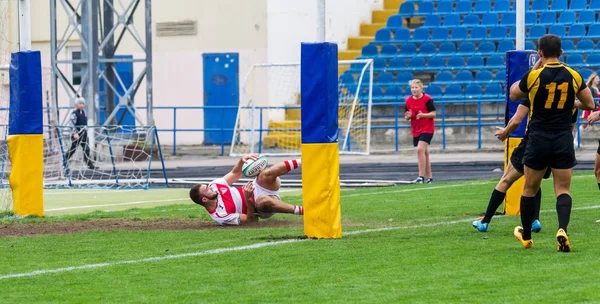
top-left (263, 0), bottom-right (600, 149)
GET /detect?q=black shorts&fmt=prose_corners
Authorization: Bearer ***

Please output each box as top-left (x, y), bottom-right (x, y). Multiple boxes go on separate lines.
top-left (511, 136), bottom-right (552, 179)
top-left (413, 133), bottom-right (433, 147)
top-left (523, 130), bottom-right (577, 171)
top-left (597, 140), bottom-right (600, 155)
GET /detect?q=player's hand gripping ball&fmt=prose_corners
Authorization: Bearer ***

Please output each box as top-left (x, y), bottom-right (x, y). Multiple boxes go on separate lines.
top-left (242, 155), bottom-right (268, 177)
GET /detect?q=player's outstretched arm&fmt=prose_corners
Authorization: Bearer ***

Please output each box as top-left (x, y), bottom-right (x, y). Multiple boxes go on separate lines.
top-left (496, 104), bottom-right (528, 141)
top-left (223, 154), bottom-right (259, 185)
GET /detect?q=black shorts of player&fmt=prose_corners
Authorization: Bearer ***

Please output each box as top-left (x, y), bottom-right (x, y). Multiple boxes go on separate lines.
top-left (413, 133), bottom-right (433, 147)
top-left (523, 130), bottom-right (577, 171)
top-left (511, 137), bottom-right (552, 179)
top-left (597, 140), bottom-right (600, 155)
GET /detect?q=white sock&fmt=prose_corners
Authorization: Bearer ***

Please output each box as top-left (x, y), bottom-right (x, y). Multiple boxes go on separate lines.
top-left (294, 205), bottom-right (304, 215)
top-left (284, 159), bottom-right (301, 172)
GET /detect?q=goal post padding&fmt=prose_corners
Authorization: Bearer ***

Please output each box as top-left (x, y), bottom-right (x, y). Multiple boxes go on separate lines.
top-left (300, 42), bottom-right (342, 239)
top-left (504, 50), bottom-right (537, 216)
top-left (8, 50), bottom-right (44, 216)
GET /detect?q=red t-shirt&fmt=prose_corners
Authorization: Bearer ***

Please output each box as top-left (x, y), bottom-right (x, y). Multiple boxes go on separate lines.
top-left (405, 94), bottom-right (436, 137)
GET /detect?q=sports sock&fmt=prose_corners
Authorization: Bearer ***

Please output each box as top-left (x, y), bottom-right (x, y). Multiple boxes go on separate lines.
top-left (556, 193), bottom-right (572, 233)
top-left (520, 195), bottom-right (535, 240)
top-left (294, 205), bottom-right (304, 215)
top-left (533, 188), bottom-right (542, 221)
top-left (482, 189), bottom-right (506, 223)
top-left (284, 159), bottom-right (301, 172)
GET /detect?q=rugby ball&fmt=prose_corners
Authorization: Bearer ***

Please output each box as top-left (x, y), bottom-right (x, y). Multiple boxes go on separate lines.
top-left (242, 156), bottom-right (268, 177)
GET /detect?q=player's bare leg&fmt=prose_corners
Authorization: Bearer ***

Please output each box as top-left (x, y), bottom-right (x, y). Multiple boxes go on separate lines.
top-left (424, 144), bottom-right (432, 182)
top-left (552, 167), bottom-right (573, 252)
top-left (255, 195), bottom-right (299, 214)
top-left (256, 159), bottom-right (300, 191)
top-left (594, 152), bottom-right (600, 188)
top-left (416, 141), bottom-right (428, 181)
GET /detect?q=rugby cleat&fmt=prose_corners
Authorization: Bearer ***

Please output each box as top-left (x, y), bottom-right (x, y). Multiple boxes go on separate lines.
top-left (412, 177), bottom-right (424, 184)
top-left (556, 228), bottom-right (571, 252)
top-left (472, 219), bottom-right (488, 232)
top-left (514, 226), bottom-right (533, 249)
top-left (532, 220), bottom-right (542, 233)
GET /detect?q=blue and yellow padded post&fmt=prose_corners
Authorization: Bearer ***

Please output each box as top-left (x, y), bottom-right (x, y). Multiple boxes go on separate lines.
top-left (8, 51), bottom-right (44, 216)
top-left (504, 50), bottom-right (537, 216)
top-left (300, 42), bottom-right (342, 238)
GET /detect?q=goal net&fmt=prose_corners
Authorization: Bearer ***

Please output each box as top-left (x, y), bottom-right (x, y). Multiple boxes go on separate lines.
top-left (230, 59), bottom-right (373, 156)
top-left (0, 1), bottom-right (14, 213)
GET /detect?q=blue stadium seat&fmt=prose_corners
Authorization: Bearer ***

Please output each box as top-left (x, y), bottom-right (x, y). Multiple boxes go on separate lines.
top-left (487, 55), bottom-right (504, 68)
top-left (474, 0), bottom-right (491, 13)
top-left (539, 12), bottom-right (556, 26)
top-left (586, 54), bottom-right (600, 67)
top-left (442, 14), bottom-right (460, 28)
top-left (398, 43), bottom-right (418, 57)
top-left (531, 0), bottom-right (548, 11)
top-left (529, 25), bottom-right (546, 40)
top-left (567, 24), bottom-right (586, 39)
top-left (578, 11), bottom-right (596, 25)
top-left (471, 26), bottom-right (488, 40)
top-left (477, 42), bottom-right (496, 55)
top-left (495, 70), bottom-right (506, 82)
top-left (591, 0), bottom-right (600, 10)
top-left (340, 72), bottom-right (355, 84)
top-left (525, 41), bottom-right (536, 50)
top-left (387, 15), bottom-right (404, 28)
top-left (435, 71), bottom-right (454, 84)
top-left (428, 56), bottom-right (446, 69)
top-left (575, 39), bottom-right (595, 54)
top-left (419, 42), bottom-right (437, 57)
top-left (375, 29), bottom-right (391, 43)
top-left (362, 45), bottom-right (378, 57)
top-left (371, 85), bottom-right (384, 101)
top-left (413, 28), bottom-right (430, 41)
top-left (465, 83), bottom-right (483, 98)
top-left (396, 71), bottom-right (414, 83)
top-left (456, 1), bottom-right (473, 14)
top-left (384, 86), bottom-right (402, 101)
top-left (404, 86), bottom-right (412, 96)
top-left (580, 68), bottom-right (593, 80)
top-left (424, 15), bottom-right (441, 28)
top-left (558, 11), bottom-right (576, 25)
top-left (415, 2), bottom-right (434, 16)
top-left (457, 42), bottom-right (476, 56)
top-left (509, 26), bottom-right (516, 38)
top-left (549, 25), bottom-right (566, 37)
top-left (570, 0), bottom-right (587, 11)
top-left (399, 2), bottom-right (415, 17)
top-left (431, 27), bottom-right (449, 42)
top-left (389, 57), bottom-right (406, 71)
top-left (448, 56), bottom-right (466, 69)
top-left (437, 1), bottom-right (454, 14)
top-left (463, 14), bottom-right (480, 26)
top-left (587, 24), bottom-right (600, 39)
top-left (501, 13), bottom-right (516, 25)
top-left (408, 57), bottom-right (426, 71)
top-left (525, 12), bottom-right (537, 26)
top-left (449, 27), bottom-right (468, 41)
top-left (380, 44), bottom-right (398, 58)
top-left (498, 40), bottom-right (515, 53)
top-left (393, 28), bottom-right (411, 42)
top-left (438, 42), bottom-right (457, 56)
top-left (374, 58), bottom-right (387, 71)
top-left (444, 84), bottom-right (464, 99)
top-left (426, 84), bottom-right (443, 98)
top-left (493, 0), bottom-right (510, 12)
top-left (475, 70), bottom-right (493, 83)
top-left (490, 26), bottom-right (507, 40)
top-left (482, 13), bottom-right (498, 26)
top-left (551, 0), bottom-right (568, 11)
top-left (377, 72), bottom-right (395, 86)
top-left (562, 39), bottom-right (575, 52)
top-left (467, 56), bottom-right (485, 69)
top-left (484, 83), bottom-right (503, 98)
top-left (456, 70), bottom-right (473, 83)
top-left (566, 54), bottom-right (584, 67)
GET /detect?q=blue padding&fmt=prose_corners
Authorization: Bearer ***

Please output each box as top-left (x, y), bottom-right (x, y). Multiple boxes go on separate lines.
top-left (505, 50), bottom-right (537, 138)
top-left (9, 51), bottom-right (43, 135)
top-left (300, 43), bottom-right (339, 144)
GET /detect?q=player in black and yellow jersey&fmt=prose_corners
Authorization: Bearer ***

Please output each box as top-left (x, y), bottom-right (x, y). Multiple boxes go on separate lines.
top-left (509, 34), bottom-right (595, 252)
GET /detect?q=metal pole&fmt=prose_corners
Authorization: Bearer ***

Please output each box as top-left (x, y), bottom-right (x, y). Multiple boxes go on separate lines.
top-left (18, 0), bottom-right (32, 51)
top-left (145, 0), bottom-right (154, 126)
top-left (317, 0), bottom-right (326, 42)
top-left (50, 0), bottom-right (60, 126)
top-left (516, 0), bottom-right (525, 50)
top-left (103, 0), bottom-right (116, 125)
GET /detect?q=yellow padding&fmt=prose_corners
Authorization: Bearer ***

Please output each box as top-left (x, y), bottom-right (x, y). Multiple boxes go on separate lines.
top-left (8, 135), bottom-right (44, 216)
top-left (301, 143), bottom-right (342, 238)
top-left (504, 137), bottom-right (523, 216)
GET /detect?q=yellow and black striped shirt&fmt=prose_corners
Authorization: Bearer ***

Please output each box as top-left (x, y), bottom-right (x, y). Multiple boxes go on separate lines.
top-left (519, 62), bottom-right (586, 132)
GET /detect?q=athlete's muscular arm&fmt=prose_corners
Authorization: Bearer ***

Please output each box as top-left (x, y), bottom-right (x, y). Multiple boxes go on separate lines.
top-left (240, 181), bottom-right (257, 223)
top-left (495, 104), bottom-right (529, 141)
top-left (576, 87), bottom-right (595, 111)
top-left (509, 81), bottom-right (527, 101)
top-left (223, 154), bottom-right (259, 186)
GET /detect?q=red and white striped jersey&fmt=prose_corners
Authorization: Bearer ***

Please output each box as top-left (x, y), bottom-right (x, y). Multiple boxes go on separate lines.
top-left (206, 178), bottom-right (247, 225)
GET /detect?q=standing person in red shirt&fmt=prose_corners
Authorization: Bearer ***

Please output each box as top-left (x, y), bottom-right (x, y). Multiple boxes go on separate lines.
top-left (404, 79), bottom-right (436, 184)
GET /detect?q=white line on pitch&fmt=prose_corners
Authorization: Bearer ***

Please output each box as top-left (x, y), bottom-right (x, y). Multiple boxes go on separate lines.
top-left (44, 198), bottom-right (190, 212)
top-left (44, 190), bottom-right (146, 196)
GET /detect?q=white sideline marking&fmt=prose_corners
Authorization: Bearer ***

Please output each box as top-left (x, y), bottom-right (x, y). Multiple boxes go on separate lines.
top-left (45, 190), bottom-right (145, 196)
top-left (45, 198), bottom-right (190, 212)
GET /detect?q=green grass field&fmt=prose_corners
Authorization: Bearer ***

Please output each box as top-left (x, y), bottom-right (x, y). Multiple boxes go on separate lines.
top-left (1, 174), bottom-right (600, 303)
